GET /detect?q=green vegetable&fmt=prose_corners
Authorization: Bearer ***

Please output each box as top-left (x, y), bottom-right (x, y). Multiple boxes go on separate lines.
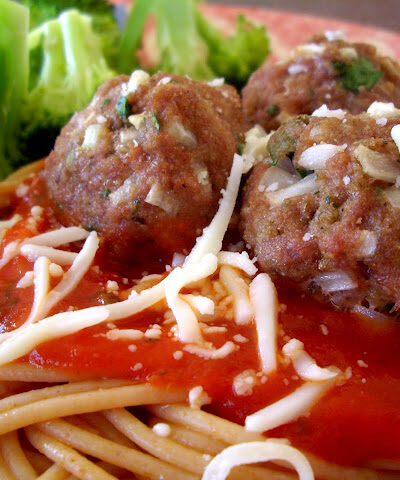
top-left (195, 12), bottom-right (270, 88)
top-left (119, 0), bottom-right (270, 88)
top-left (116, 95), bottom-right (130, 118)
top-left (20, 0), bottom-right (119, 67)
top-left (131, 199), bottom-right (141, 219)
top-left (266, 104), bottom-right (278, 115)
top-left (18, 9), bottom-right (115, 168)
top-left (100, 188), bottom-right (110, 198)
top-left (0, 0), bottom-right (29, 178)
top-left (332, 57), bottom-right (383, 93)
top-left (152, 112), bottom-right (160, 131)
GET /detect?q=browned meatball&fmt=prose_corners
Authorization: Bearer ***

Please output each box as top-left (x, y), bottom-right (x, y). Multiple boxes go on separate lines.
top-left (243, 33), bottom-right (400, 131)
top-left (241, 109), bottom-right (400, 312)
top-left (44, 72), bottom-right (245, 260)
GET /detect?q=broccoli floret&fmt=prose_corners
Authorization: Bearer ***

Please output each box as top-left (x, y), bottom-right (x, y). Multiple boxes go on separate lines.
top-left (196, 12), bottom-right (271, 89)
top-left (0, 0), bottom-right (29, 178)
top-left (21, 0), bottom-right (120, 67)
top-left (119, 0), bottom-right (270, 87)
top-left (16, 9), bottom-right (115, 168)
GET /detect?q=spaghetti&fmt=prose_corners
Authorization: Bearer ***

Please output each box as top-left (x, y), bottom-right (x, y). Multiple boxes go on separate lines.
top-left (0, 154), bottom-right (398, 480)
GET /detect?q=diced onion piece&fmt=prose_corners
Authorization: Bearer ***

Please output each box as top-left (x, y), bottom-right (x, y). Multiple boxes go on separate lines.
top-left (126, 70), bottom-right (150, 94)
top-left (312, 104), bottom-right (346, 119)
top-left (242, 126), bottom-right (272, 173)
top-left (339, 47), bottom-right (358, 60)
top-left (383, 186), bottom-right (400, 208)
top-left (392, 124), bottom-right (400, 153)
top-left (295, 43), bottom-right (325, 57)
top-left (367, 102), bottom-right (400, 119)
top-left (167, 121), bottom-right (197, 148)
top-left (128, 113), bottom-right (147, 129)
top-left (82, 124), bottom-right (106, 149)
top-left (201, 441), bottom-right (314, 480)
top-left (145, 183), bottom-right (180, 215)
top-left (266, 173), bottom-right (318, 206)
top-left (313, 270), bottom-right (357, 293)
top-left (282, 339), bottom-right (339, 381)
top-left (261, 166), bottom-right (299, 193)
top-left (298, 144), bottom-right (346, 170)
top-left (353, 144), bottom-right (400, 182)
top-left (245, 379), bottom-right (337, 433)
top-left (357, 230), bottom-right (377, 257)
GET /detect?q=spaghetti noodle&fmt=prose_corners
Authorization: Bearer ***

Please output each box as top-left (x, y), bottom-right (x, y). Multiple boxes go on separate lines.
top-left (0, 153), bottom-right (398, 480)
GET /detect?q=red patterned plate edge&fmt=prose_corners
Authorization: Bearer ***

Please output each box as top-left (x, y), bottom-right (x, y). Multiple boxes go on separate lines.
top-left (201, 4), bottom-right (400, 62)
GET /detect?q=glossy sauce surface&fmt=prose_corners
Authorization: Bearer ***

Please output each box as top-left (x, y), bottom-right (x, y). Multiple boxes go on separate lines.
top-left (2, 176), bottom-right (400, 466)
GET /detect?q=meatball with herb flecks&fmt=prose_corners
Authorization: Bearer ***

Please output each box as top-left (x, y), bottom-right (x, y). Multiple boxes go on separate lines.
top-left (243, 32), bottom-right (400, 131)
top-left (240, 104), bottom-right (400, 313)
top-left (44, 71), bottom-right (245, 261)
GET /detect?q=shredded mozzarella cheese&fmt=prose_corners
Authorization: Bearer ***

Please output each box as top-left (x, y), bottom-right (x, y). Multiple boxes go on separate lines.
top-left (249, 274), bottom-right (278, 374)
top-left (201, 441), bottom-right (314, 480)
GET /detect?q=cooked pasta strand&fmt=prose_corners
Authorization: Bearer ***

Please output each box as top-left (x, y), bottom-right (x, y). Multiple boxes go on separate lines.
top-left (149, 405), bottom-right (263, 444)
top-left (37, 463), bottom-right (71, 480)
top-left (0, 431), bottom-right (37, 480)
top-left (26, 426), bottom-right (117, 480)
top-left (24, 449), bottom-right (53, 474)
top-left (0, 449), bottom-right (16, 480)
top-left (82, 412), bottom-right (137, 448)
top-left (0, 384), bottom-right (185, 435)
top-left (37, 419), bottom-right (198, 480)
top-left (0, 379), bottom-right (132, 414)
top-left (0, 364), bottom-right (89, 383)
top-left (105, 408), bottom-right (209, 474)
top-left (148, 416), bottom-right (228, 455)
top-left (150, 405), bottom-right (391, 480)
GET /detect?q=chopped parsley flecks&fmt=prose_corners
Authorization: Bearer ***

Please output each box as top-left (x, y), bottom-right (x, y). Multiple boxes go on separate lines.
top-left (325, 195), bottom-right (331, 205)
top-left (101, 98), bottom-right (111, 109)
top-left (131, 199), bottom-right (141, 219)
top-left (296, 168), bottom-right (310, 178)
top-left (116, 95), bottom-right (131, 118)
top-left (100, 188), bottom-right (110, 198)
top-left (152, 111), bottom-right (160, 131)
top-left (266, 104), bottom-right (278, 115)
top-left (85, 223), bottom-right (97, 232)
top-left (332, 57), bottom-right (383, 94)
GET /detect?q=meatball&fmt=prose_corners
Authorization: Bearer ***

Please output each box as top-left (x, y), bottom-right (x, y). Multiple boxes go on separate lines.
top-left (242, 33), bottom-right (400, 132)
top-left (240, 107), bottom-right (400, 311)
top-left (44, 72), bottom-right (245, 260)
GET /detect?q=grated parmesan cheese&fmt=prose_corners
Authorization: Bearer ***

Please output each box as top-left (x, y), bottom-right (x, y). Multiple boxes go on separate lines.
top-left (189, 386), bottom-right (211, 408)
top-left (152, 423), bottom-right (171, 437)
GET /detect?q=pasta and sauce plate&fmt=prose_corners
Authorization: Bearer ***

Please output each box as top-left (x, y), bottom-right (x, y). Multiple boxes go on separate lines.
top-left (0, 4), bottom-right (400, 480)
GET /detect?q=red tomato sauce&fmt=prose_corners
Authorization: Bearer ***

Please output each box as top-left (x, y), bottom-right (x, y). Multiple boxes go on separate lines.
top-left (2, 176), bottom-right (400, 466)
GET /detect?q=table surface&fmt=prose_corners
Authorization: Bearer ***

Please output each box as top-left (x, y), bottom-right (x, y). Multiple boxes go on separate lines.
top-left (209, 0), bottom-right (399, 33)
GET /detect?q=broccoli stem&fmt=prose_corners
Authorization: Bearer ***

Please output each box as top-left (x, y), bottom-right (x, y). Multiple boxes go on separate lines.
top-left (0, 0), bottom-right (29, 178)
top-left (118, 0), bottom-right (157, 74)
